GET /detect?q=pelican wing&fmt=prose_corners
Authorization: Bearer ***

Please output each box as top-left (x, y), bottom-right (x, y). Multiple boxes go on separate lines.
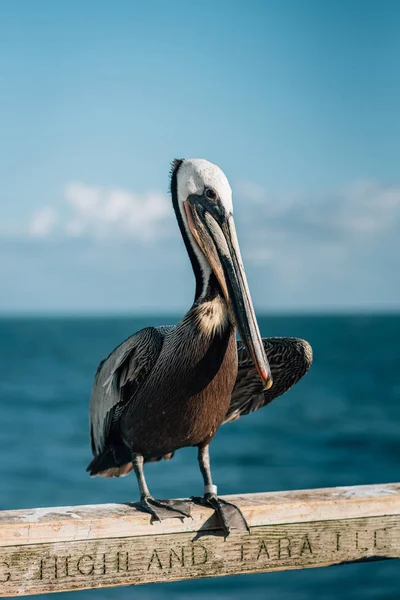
top-left (89, 327), bottom-right (169, 459)
top-left (224, 337), bottom-right (313, 424)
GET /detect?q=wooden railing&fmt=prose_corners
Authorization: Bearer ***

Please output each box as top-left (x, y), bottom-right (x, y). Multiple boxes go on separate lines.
top-left (0, 483), bottom-right (399, 596)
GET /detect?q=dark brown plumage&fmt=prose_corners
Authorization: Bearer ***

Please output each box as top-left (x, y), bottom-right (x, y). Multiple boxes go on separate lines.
top-left (88, 330), bottom-right (312, 477)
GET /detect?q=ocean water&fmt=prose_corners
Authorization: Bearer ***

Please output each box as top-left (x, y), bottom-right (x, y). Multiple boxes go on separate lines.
top-left (0, 314), bottom-right (399, 599)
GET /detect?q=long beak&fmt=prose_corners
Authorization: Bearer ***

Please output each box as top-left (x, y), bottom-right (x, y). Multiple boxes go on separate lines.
top-left (184, 201), bottom-right (273, 390)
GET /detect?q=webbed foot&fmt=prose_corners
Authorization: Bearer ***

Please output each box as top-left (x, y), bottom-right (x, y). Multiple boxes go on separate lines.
top-left (192, 494), bottom-right (250, 537)
top-left (138, 497), bottom-right (192, 522)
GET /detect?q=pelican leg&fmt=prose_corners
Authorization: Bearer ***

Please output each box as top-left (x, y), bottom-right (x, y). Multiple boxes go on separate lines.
top-left (132, 454), bottom-right (192, 521)
top-left (193, 445), bottom-right (250, 537)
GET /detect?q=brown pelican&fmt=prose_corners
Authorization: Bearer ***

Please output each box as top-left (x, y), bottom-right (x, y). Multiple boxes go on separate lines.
top-left (88, 158), bottom-right (312, 536)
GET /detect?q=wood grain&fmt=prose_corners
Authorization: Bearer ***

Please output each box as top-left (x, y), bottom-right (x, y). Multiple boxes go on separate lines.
top-left (0, 484), bottom-right (399, 596)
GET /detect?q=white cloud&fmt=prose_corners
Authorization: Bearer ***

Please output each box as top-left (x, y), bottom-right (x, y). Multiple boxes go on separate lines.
top-left (236, 178), bottom-right (400, 251)
top-left (24, 178), bottom-right (400, 246)
top-left (64, 182), bottom-right (172, 241)
top-left (334, 179), bottom-right (400, 234)
top-left (27, 183), bottom-right (172, 242)
top-left (28, 207), bottom-right (58, 237)
top-left (234, 179), bottom-right (400, 303)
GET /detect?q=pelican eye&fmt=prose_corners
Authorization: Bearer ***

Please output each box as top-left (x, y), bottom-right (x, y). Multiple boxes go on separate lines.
top-left (205, 187), bottom-right (219, 201)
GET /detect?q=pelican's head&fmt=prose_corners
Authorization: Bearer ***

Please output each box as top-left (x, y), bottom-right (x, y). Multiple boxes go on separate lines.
top-left (171, 158), bottom-right (272, 390)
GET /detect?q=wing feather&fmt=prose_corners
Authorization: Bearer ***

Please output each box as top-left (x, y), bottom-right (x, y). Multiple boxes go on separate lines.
top-left (224, 337), bottom-right (313, 424)
top-left (89, 327), bottom-right (166, 457)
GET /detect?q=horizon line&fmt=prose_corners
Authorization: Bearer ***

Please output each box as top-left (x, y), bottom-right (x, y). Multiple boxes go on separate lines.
top-left (0, 307), bottom-right (399, 319)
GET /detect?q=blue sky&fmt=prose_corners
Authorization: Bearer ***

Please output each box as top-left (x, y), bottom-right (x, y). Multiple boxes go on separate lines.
top-left (1, 0), bottom-right (399, 313)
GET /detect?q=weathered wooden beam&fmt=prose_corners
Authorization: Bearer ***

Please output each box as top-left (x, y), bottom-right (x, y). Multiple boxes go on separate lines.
top-left (0, 483), bottom-right (399, 596)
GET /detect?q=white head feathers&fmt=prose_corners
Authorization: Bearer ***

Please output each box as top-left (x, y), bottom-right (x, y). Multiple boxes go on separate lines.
top-left (174, 159), bottom-right (233, 298)
top-left (176, 159), bottom-right (233, 214)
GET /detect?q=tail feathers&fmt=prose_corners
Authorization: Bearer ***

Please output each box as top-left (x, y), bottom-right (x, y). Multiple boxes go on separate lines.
top-left (87, 446), bottom-right (132, 478)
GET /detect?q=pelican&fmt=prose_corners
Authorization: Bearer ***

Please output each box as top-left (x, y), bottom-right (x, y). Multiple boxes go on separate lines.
top-left (88, 158), bottom-right (312, 536)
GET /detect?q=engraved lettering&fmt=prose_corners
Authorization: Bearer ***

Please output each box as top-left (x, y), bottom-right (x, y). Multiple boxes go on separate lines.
top-left (240, 543), bottom-right (250, 562)
top-left (169, 547), bottom-right (185, 568)
top-left (65, 556), bottom-right (72, 577)
top-left (147, 549), bottom-right (163, 571)
top-left (77, 555), bottom-right (95, 576)
top-left (278, 537), bottom-right (291, 559)
top-left (355, 531), bottom-right (369, 552)
top-left (191, 544), bottom-right (208, 565)
top-left (38, 558), bottom-right (44, 580)
top-left (336, 533), bottom-right (341, 551)
top-left (0, 561), bottom-right (10, 583)
top-left (374, 529), bottom-right (387, 550)
top-left (300, 535), bottom-right (313, 556)
top-left (256, 540), bottom-right (270, 560)
top-left (101, 553), bottom-right (107, 575)
top-left (37, 556), bottom-right (64, 580)
top-left (116, 551), bottom-right (130, 572)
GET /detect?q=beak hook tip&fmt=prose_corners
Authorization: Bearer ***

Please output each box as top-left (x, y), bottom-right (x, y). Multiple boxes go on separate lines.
top-left (264, 377), bottom-right (273, 391)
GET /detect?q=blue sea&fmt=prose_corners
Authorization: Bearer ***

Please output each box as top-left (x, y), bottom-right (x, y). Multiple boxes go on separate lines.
top-left (0, 315), bottom-right (399, 599)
